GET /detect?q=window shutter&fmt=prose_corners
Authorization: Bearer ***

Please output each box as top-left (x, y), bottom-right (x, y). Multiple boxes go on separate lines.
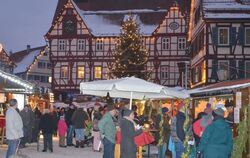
top-left (230, 27), bottom-right (237, 45)
top-left (212, 27), bottom-right (218, 46)
top-left (238, 60), bottom-right (245, 79)
top-left (238, 27), bottom-right (245, 45)
top-left (211, 59), bottom-right (218, 80)
top-left (230, 60), bottom-right (237, 79)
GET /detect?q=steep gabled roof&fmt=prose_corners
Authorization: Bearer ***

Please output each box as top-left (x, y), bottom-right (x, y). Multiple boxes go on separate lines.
top-left (10, 46), bottom-right (46, 74)
top-left (202, 0), bottom-right (250, 19)
top-left (0, 43), bottom-right (15, 67)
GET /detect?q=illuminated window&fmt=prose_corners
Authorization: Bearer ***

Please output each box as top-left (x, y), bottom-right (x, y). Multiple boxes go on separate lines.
top-left (77, 66), bottom-right (85, 78)
top-left (246, 28), bottom-right (250, 45)
top-left (60, 66), bottom-right (68, 78)
top-left (96, 39), bottom-right (103, 51)
top-left (94, 66), bottom-right (102, 79)
top-left (178, 38), bottom-right (186, 50)
top-left (78, 39), bottom-right (85, 51)
top-left (162, 38), bottom-right (170, 50)
top-left (161, 66), bottom-right (168, 79)
top-left (218, 28), bottom-right (229, 45)
top-left (58, 40), bottom-right (66, 51)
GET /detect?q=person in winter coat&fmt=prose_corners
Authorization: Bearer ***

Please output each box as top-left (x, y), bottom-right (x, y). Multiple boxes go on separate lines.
top-left (32, 107), bottom-right (41, 142)
top-left (65, 104), bottom-right (75, 146)
top-left (98, 104), bottom-right (118, 158)
top-left (39, 109), bottom-right (55, 152)
top-left (71, 106), bottom-right (89, 148)
top-left (20, 105), bottom-right (34, 147)
top-left (155, 107), bottom-right (171, 158)
top-left (57, 115), bottom-right (68, 147)
top-left (120, 109), bottom-right (143, 158)
top-left (198, 108), bottom-right (233, 158)
top-left (174, 103), bottom-right (186, 158)
top-left (192, 113), bottom-right (213, 146)
top-left (5, 99), bottom-right (24, 158)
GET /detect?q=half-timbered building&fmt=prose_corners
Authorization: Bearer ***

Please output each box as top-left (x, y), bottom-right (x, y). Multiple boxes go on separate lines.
top-left (45, 0), bottom-right (190, 99)
top-left (189, 0), bottom-right (250, 88)
top-left (10, 45), bottom-right (51, 92)
top-left (0, 43), bottom-right (15, 73)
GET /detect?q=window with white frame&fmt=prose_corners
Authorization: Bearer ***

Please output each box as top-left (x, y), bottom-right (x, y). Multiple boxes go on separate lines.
top-left (218, 61), bottom-right (229, 80)
top-left (94, 66), bottom-right (102, 79)
top-left (245, 61), bottom-right (250, 78)
top-left (162, 38), bottom-right (170, 50)
top-left (96, 39), bottom-right (103, 51)
top-left (160, 66), bottom-right (168, 79)
top-left (245, 28), bottom-right (250, 45)
top-left (218, 28), bottom-right (229, 45)
top-left (58, 40), bottom-right (66, 51)
top-left (78, 39), bottom-right (85, 51)
top-left (77, 66), bottom-right (85, 78)
top-left (38, 62), bottom-right (46, 69)
top-left (60, 66), bottom-right (68, 78)
top-left (178, 38), bottom-right (186, 50)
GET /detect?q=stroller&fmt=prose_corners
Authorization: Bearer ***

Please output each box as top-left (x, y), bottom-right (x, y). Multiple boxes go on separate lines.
top-left (83, 121), bottom-right (93, 147)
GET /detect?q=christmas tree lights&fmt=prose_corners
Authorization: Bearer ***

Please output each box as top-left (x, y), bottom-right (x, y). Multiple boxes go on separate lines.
top-left (110, 15), bottom-right (149, 80)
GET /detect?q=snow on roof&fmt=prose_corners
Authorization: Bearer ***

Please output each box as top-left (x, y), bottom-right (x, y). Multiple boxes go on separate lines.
top-left (204, 13), bottom-right (250, 19)
top-left (202, 0), bottom-right (250, 19)
top-left (72, 1), bottom-right (164, 36)
top-left (14, 49), bottom-right (41, 74)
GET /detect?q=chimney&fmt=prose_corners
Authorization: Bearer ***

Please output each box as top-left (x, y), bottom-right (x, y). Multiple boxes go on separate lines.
top-left (27, 45), bottom-right (31, 53)
top-left (9, 50), bottom-right (13, 55)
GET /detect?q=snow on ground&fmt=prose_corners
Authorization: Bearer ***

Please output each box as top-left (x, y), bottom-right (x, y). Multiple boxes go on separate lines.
top-left (0, 138), bottom-right (102, 158)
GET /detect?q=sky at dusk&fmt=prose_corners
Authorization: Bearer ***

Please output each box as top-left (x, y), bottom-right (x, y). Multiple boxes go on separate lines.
top-left (0, 0), bottom-right (58, 52)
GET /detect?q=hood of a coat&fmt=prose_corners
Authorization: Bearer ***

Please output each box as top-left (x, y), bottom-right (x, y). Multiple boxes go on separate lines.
top-left (213, 119), bottom-right (230, 130)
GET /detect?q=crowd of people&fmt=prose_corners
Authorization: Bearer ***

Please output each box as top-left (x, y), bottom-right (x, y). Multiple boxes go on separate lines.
top-left (4, 98), bottom-right (234, 158)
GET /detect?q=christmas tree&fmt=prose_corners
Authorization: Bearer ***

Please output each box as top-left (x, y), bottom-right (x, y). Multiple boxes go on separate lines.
top-left (110, 15), bottom-right (149, 79)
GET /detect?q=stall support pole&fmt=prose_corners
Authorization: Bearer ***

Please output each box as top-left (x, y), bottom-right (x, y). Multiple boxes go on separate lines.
top-left (129, 92), bottom-right (133, 110)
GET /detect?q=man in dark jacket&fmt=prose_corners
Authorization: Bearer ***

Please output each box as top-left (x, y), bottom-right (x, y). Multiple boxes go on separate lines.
top-left (39, 109), bottom-right (55, 152)
top-left (20, 105), bottom-right (34, 147)
top-left (71, 106), bottom-right (89, 148)
top-left (175, 103), bottom-right (186, 158)
top-left (65, 104), bottom-right (75, 146)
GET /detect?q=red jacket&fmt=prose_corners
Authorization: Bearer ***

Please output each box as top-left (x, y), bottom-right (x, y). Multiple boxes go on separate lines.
top-left (57, 120), bottom-right (68, 136)
top-left (193, 118), bottom-right (212, 137)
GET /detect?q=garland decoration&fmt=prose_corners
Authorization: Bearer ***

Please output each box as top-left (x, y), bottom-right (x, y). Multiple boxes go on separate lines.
top-left (182, 99), bottom-right (192, 158)
top-left (232, 105), bottom-right (250, 158)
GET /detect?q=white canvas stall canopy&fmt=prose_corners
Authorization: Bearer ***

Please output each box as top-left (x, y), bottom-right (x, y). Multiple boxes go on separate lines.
top-left (80, 77), bottom-right (189, 109)
top-left (0, 69), bottom-right (33, 93)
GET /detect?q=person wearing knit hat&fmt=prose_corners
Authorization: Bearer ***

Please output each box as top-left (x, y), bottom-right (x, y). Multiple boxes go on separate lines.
top-left (120, 109), bottom-right (142, 158)
top-left (57, 114), bottom-right (68, 147)
top-left (198, 107), bottom-right (233, 158)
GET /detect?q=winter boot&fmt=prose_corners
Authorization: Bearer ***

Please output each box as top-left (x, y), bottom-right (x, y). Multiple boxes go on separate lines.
top-left (80, 141), bottom-right (84, 148)
top-left (75, 141), bottom-right (79, 148)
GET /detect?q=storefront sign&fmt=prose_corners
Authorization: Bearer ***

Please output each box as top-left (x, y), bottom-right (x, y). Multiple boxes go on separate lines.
top-left (234, 107), bottom-right (240, 123)
top-left (236, 92), bottom-right (242, 108)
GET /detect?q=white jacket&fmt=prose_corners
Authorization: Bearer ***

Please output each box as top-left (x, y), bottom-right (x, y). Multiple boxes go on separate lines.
top-left (6, 107), bottom-right (24, 140)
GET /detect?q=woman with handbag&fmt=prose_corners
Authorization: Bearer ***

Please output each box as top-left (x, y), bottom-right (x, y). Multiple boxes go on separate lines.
top-left (120, 109), bottom-right (143, 158)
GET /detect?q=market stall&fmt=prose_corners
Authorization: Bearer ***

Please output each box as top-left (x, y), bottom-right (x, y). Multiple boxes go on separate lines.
top-left (80, 76), bottom-right (190, 158)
